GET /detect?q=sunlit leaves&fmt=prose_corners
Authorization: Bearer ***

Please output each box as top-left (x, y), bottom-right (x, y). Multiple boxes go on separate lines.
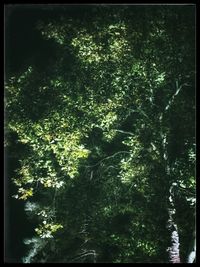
top-left (40, 177), bottom-right (64, 189)
top-left (188, 146), bottom-right (196, 163)
top-left (71, 22), bottom-right (131, 65)
top-left (98, 111), bottom-right (118, 141)
top-left (122, 136), bottom-right (142, 157)
top-left (108, 35), bottom-right (130, 61)
top-left (136, 240), bottom-right (156, 256)
top-left (34, 209), bottom-right (63, 239)
top-left (118, 156), bottom-right (147, 187)
top-left (14, 187), bottom-right (34, 200)
top-left (13, 164), bottom-right (34, 187)
top-left (35, 223), bottom-right (63, 239)
top-left (49, 132), bottom-right (90, 178)
top-left (155, 72), bottom-right (166, 85)
top-left (72, 32), bottom-right (103, 64)
top-left (37, 21), bottom-right (65, 44)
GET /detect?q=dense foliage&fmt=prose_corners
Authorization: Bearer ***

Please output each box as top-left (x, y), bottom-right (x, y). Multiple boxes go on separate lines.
top-left (5, 5), bottom-right (195, 263)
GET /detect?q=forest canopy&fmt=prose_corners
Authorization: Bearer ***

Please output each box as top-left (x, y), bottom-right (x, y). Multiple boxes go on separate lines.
top-left (5, 4), bottom-right (196, 263)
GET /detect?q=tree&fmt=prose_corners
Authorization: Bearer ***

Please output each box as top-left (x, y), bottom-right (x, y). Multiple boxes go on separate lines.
top-left (5, 5), bottom-right (195, 263)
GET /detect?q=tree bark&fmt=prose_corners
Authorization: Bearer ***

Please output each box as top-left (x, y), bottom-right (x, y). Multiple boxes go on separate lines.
top-left (167, 183), bottom-right (181, 263)
top-left (187, 230), bottom-right (196, 263)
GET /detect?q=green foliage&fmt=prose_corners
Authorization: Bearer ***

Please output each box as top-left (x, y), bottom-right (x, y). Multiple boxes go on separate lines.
top-left (13, 187), bottom-right (34, 200)
top-left (35, 223), bottom-right (63, 239)
top-left (6, 5), bottom-right (195, 263)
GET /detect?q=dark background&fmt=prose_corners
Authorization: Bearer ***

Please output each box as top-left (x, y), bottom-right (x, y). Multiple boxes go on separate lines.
top-left (5, 4), bottom-right (92, 78)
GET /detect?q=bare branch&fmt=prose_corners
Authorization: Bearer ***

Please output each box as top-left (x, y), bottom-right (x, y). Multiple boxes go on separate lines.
top-left (165, 81), bottom-right (190, 112)
top-left (114, 129), bottom-right (134, 136)
top-left (70, 250), bottom-right (97, 262)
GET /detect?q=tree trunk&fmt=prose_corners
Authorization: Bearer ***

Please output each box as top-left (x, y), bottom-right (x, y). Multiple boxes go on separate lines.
top-left (187, 230), bottom-right (196, 263)
top-left (167, 183), bottom-right (181, 263)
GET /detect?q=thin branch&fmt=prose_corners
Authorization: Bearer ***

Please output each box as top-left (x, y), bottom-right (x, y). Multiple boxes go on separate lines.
top-left (127, 108), bottom-right (151, 121)
top-left (70, 250), bottom-right (96, 262)
top-left (102, 165), bottom-right (117, 174)
top-left (159, 81), bottom-right (191, 125)
top-left (164, 81), bottom-right (190, 112)
top-left (90, 170), bottom-right (93, 180)
top-left (114, 129), bottom-right (134, 136)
